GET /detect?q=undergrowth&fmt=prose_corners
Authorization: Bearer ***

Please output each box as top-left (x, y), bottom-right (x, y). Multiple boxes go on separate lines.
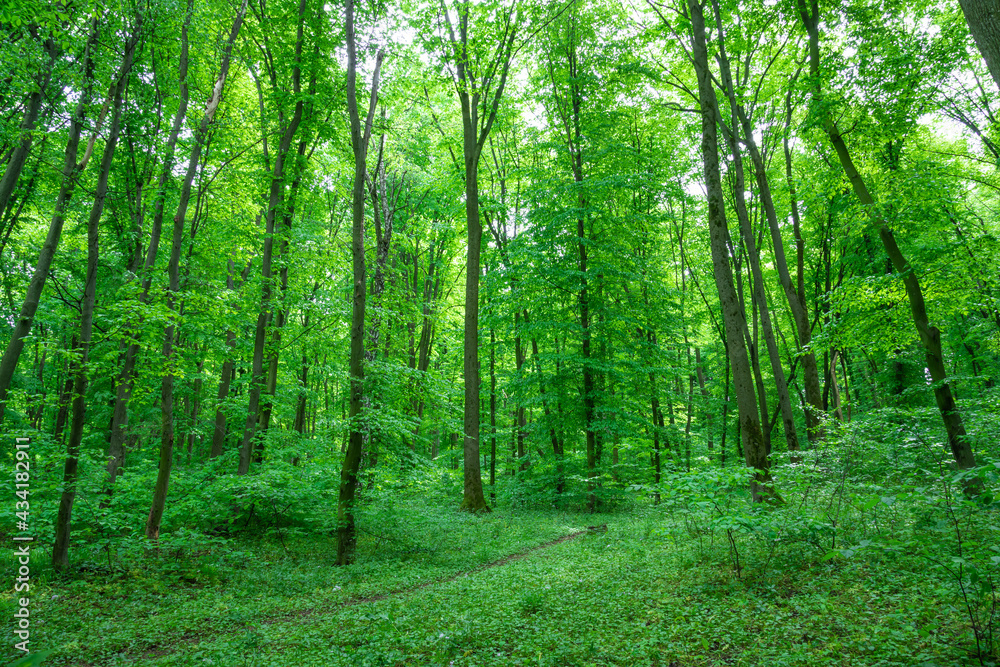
top-left (2, 405), bottom-right (999, 666)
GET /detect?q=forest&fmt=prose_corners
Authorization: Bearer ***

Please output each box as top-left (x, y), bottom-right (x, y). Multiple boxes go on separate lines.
top-left (1, 0), bottom-right (999, 663)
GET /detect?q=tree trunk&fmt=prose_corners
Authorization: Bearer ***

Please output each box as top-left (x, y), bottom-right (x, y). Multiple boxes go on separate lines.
top-left (0, 39), bottom-right (57, 225)
top-left (695, 348), bottom-right (713, 450)
top-left (0, 25), bottom-right (99, 425)
top-left (687, 0), bottom-right (773, 501)
top-left (780, 84), bottom-right (825, 442)
top-left (514, 311), bottom-right (528, 470)
top-left (715, 16), bottom-right (821, 444)
top-left (489, 326), bottom-right (497, 504)
top-left (958, 0), bottom-right (1000, 93)
top-left (239, 0), bottom-right (310, 473)
top-left (52, 25), bottom-right (136, 568)
top-left (439, 2), bottom-right (517, 514)
top-left (146, 2), bottom-right (246, 539)
top-left (106, 0), bottom-right (195, 485)
top-left (336, 0), bottom-right (383, 564)
top-left (798, 0), bottom-right (978, 474)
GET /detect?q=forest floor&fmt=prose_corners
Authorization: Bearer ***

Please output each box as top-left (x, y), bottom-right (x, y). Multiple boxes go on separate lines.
top-left (2, 476), bottom-right (992, 667)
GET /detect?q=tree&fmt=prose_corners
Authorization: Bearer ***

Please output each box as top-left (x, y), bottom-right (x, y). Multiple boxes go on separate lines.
top-left (958, 0), bottom-right (1000, 94)
top-left (686, 0), bottom-right (774, 501)
top-left (431, 0), bottom-right (521, 513)
top-left (53, 12), bottom-right (140, 569)
top-left (796, 0), bottom-right (978, 476)
top-left (146, 0), bottom-right (247, 539)
top-left (336, 0), bottom-right (383, 565)
top-left (0, 22), bottom-right (100, 425)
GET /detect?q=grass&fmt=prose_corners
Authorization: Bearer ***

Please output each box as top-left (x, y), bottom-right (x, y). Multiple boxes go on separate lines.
top-left (2, 495), bottom-right (995, 666)
top-left (3, 413), bottom-right (1000, 667)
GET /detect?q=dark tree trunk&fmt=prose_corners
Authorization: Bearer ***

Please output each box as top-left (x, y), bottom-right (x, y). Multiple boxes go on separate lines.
top-left (106, 0), bottom-right (195, 485)
top-left (687, 0), bottom-right (773, 501)
top-left (0, 38), bottom-right (57, 226)
top-left (146, 2), bottom-right (246, 539)
top-left (798, 0), bottom-right (978, 475)
top-left (437, 2), bottom-right (517, 514)
top-left (52, 24), bottom-right (136, 568)
top-left (240, 0), bottom-right (310, 473)
top-left (695, 348), bottom-right (713, 450)
top-left (958, 0), bottom-right (1000, 93)
top-left (0, 25), bottom-right (99, 424)
top-left (336, 0), bottom-right (383, 564)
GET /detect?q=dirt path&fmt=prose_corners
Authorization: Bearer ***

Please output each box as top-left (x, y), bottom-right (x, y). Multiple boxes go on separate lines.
top-left (136, 528), bottom-right (598, 662)
top-left (340, 527), bottom-right (593, 608)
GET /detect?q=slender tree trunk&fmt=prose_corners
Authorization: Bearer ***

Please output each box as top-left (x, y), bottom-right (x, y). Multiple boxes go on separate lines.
top-left (0, 26), bottom-right (98, 424)
top-left (716, 88), bottom-right (797, 453)
top-left (695, 348), bottom-right (713, 450)
top-left (958, 0), bottom-right (1000, 93)
top-left (714, 16), bottom-right (822, 444)
top-left (514, 311), bottom-right (528, 470)
top-left (529, 326), bottom-right (563, 493)
top-left (779, 84), bottom-right (825, 442)
top-left (439, 3), bottom-right (517, 514)
top-left (146, 2), bottom-right (246, 539)
top-left (489, 326), bottom-right (497, 504)
top-left (688, 0), bottom-right (773, 501)
top-left (336, 0), bottom-right (383, 564)
top-left (211, 259), bottom-right (245, 458)
top-left (107, 0), bottom-right (195, 484)
top-left (52, 25), bottom-right (135, 567)
top-left (240, 0), bottom-right (310, 473)
top-left (799, 0), bottom-right (977, 474)
top-left (0, 39), bottom-right (57, 224)
top-left (650, 370), bottom-right (662, 504)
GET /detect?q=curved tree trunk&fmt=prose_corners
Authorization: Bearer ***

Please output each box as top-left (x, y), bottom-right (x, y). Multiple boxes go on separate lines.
top-left (239, 0), bottom-right (310, 473)
top-left (798, 0), bottom-right (978, 476)
top-left (958, 0), bottom-right (1000, 93)
top-left (146, 1), bottom-right (247, 539)
top-left (106, 0), bottom-right (195, 486)
top-left (0, 25), bottom-right (99, 425)
top-left (52, 25), bottom-right (136, 568)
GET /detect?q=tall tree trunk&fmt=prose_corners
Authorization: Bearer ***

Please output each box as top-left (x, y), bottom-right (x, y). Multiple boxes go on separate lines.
top-left (779, 81), bottom-right (825, 442)
top-left (146, 2), bottom-right (246, 539)
top-left (437, 0), bottom-right (517, 514)
top-left (239, 0), bottom-right (310, 473)
top-left (547, 17), bottom-right (599, 511)
top-left (0, 38), bottom-right (57, 224)
top-left (52, 24), bottom-right (136, 568)
top-left (687, 0), bottom-right (773, 501)
top-left (359, 132), bottom-right (401, 482)
top-left (958, 0), bottom-right (1000, 93)
top-left (335, 0), bottom-right (383, 564)
top-left (649, 369), bottom-right (662, 504)
top-left (0, 25), bottom-right (99, 424)
top-left (528, 324), bottom-right (563, 493)
top-left (211, 261), bottom-right (245, 458)
top-left (714, 18), bottom-right (822, 444)
top-left (798, 0), bottom-right (978, 474)
top-left (514, 311), bottom-right (528, 470)
top-left (695, 348), bottom-right (713, 450)
top-left (107, 0), bottom-right (195, 484)
top-left (489, 326), bottom-right (497, 504)
top-left (717, 104), bottom-right (800, 454)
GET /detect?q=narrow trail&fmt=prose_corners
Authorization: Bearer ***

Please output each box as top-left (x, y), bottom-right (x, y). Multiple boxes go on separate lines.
top-left (341, 527), bottom-right (594, 607)
top-left (263, 526), bottom-right (598, 625)
top-left (135, 527), bottom-right (601, 663)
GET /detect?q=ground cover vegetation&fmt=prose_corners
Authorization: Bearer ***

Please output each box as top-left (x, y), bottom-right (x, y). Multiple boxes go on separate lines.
top-left (1, 0), bottom-right (999, 663)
